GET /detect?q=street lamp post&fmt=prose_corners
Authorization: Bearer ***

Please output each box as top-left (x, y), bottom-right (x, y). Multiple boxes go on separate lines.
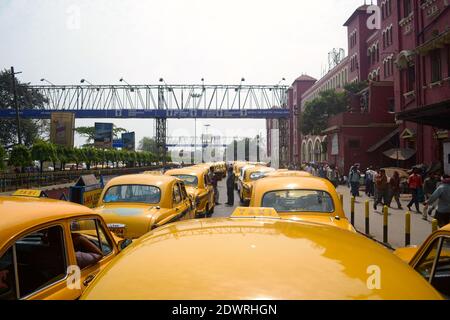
top-left (40, 78), bottom-right (56, 86)
top-left (80, 79), bottom-right (94, 86)
top-left (11, 67), bottom-right (23, 144)
top-left (238, 77), bottom-right (245, 109)
top-left (202, 124), bottom-right (211, 163)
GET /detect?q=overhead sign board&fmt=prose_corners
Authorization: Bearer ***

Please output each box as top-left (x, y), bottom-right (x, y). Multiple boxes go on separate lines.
top-left (122, 132), bottom-right (135, 151)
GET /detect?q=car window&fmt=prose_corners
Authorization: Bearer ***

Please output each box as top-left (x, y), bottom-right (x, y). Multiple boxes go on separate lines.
top-left (70, 219), bottom-right (111, 269)
top-left (0, 248), bottom-right (17, 300)
top-left (431, 237), bottom-right (450, 298)
top-left (173, 175), bottom-right (198, 187)
top-left (103, 185), bottom-right (161, 204)
top-left (180, 184), bottom-right (188, 200)
top-left (262, 190), bottom-right (335, 213)
top-left (249, 171), bottom-right (266, 181)
top-left (15, 226), bottom-right (67, 298)
top-left (173, 184), bottom-right (182, 205)
top-left (415, 238), bottom-right (440, 282)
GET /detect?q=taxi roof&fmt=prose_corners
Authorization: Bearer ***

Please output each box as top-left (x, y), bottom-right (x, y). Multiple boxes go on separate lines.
top-left (165, 167), bottom-right (206, 177)
top-left (253, 176), bottom-right (332, 190)
top-left (82, 217), bottom-right (441, 300)
top-left (0, 196), bottom-right (94, 248)
top-left (106, 174), bottom-right (178, 188)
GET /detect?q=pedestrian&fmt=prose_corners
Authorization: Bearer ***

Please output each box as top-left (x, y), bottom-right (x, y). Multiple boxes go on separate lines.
top-left (423, 172), bottom-right (441, 219)
top-left (407, 168), bottom-right (423, 214)
top-left (388, 171), bottom-right (403, 209)
top-left (365, 167), bottom-right (375, 197)
top-left (327, 165), bottom-right (339, 188)
top-left (374, 169), bottom-right (388, 210)
top-left (424, 175), bottom-right (450, 228)
top-left (211, 172), bottom-right (220, 205)
top-left (349, 164), bottom-right (361, 197)
top-left (225, 166), bottom-right (235, 206)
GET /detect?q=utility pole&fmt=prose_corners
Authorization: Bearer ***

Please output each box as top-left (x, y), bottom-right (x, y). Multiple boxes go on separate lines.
top-left (11, 67), bottom-right (23, 145)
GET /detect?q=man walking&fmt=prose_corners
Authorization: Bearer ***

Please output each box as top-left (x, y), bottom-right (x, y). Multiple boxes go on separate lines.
top-left (388, 171), bottom-right (403, 209)
top-left (374, 169), bottom-right (388, 210)
top-left (225, 166), bottom-right (235, 206)
top-left (349, 164), bottom-right (361, 197)
top-left (365, 167), bottom-right (375, 197)
top-left (424, 175), bottom-right (450, 227)
top-left (407, 168), bottom-right (423, 214)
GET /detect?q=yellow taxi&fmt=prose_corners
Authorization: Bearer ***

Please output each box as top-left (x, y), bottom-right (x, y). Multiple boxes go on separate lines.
top-left (233, 161), bottom-right (249, 189)
top-left (249, 176), bottom-right (354, 231)
top-left (394, 224), bottom-right (450, 298)
top-left (238, 166), bottom-right (275, 205)
top-left (81, 207), bottom-right (441, 300)
top-left (94, 174), bottom-right (195, 239)
top-left (164, 167), bottom-right (216, 217)
top-left (0, 195), bottom-right (129, 300)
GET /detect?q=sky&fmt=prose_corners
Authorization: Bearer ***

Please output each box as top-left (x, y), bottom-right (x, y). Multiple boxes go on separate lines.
top-left (0, 0), bottom-right (366, 147)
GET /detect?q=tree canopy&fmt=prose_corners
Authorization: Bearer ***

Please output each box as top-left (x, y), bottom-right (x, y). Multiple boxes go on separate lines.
top-left (0, 146), bottom-right (6, 170)
top-left (9, 145), bottom-right (32, 171)
top-left (0, 69), bottom-right (49, 147)
top-left (300, 81), bottom-right (368, 136)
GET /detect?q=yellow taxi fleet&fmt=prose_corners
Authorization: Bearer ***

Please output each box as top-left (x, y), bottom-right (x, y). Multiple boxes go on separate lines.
top-left (164, 167), bottom-right (215, 217)
top-left (238, 166), bottom-right (275, 205)
top-left (2, 162), bottom-right (449, 300)
top-left (94, 174), bottom-right (195, 239)
top-left (0, 196), bottom-right (128, 300)
top-left (80, 207), bottom-right (442, 300)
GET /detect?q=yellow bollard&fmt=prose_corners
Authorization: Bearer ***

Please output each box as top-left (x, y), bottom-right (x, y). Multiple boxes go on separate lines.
top-left (383, 205), bottom-right (388, 244)
top-left (365, 200), bottom-right (370, 235)
top-left (351, 197), bottom-right (355, 226)
top-left (405, 212), bottom-right (411, 247)
top-left (432, 219), bottom-right (438, 232)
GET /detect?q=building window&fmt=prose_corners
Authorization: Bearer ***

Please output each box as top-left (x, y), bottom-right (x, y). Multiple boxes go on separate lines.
top-left (431, 49), bottom-right (442, 83)
top-left (404, 0), bottom-right (412, 18)
top-left (388, 98), bottom-right (395, 113)
top-left (407, 65), bottom-right (415, 92)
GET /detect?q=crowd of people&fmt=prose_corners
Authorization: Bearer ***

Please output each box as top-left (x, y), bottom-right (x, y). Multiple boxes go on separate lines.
top-left (296, 162), bottom-right (450, 228)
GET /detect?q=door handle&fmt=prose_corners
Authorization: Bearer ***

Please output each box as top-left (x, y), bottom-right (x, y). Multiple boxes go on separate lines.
top-left (83, 274), bottom-right (96, 287)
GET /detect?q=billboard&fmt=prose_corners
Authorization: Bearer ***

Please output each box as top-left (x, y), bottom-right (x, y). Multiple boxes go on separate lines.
top-left (94, 123), bottom-right (113, 148)
top-left (50, 112), bottom-right (75, 147)
top-left (122, 132), bottom-right (136, 151)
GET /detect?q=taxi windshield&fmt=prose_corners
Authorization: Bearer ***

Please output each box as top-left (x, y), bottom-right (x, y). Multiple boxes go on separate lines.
top-left (103, 185), bottom-right (161, 204)
top-left (262, 189), bottom-right (334, 213)
top-left (172, 175), bottom-right (198, 187)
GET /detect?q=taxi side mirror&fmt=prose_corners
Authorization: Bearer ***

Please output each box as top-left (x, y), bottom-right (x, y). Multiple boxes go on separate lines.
top-left (118, 239), bottom-right (132, 252)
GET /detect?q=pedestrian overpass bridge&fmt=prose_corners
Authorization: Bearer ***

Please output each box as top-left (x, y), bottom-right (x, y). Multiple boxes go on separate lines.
top-left (0, 84), bottom-right (289, 119)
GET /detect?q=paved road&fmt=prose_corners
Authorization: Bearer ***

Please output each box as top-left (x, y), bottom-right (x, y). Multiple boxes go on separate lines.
top-left (210, 179), bottom-right (434, 249)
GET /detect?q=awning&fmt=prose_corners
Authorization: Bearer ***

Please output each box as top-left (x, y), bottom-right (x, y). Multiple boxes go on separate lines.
top-left (383, 148), bottom-right (416, 161)
top-left (416, 28), bottom-right (450, 55)
top-left (367, 128), bottom-right (400, 152)
top-left (396, 101), bottom-right (450, 130)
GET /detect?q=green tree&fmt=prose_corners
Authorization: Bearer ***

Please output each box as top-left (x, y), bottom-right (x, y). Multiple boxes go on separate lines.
top-left (139, 137), bottom-right (159, 153)
top-left (344, 81), bottom-right (368, 94)
top-left (82, 147), bottom-right (99, 170)
top-left (31, 140), bottom-right (58, 173)
top-left (301, 90), bottom-right (349, 136)
top-left (9, 145), bottom-right (31, 172)
top-left (75, 125), bottom-right (127, 147)
top-left (0, 69), bottom-right (49, 147)
top-left (0, 145), bottom-right (6, 171)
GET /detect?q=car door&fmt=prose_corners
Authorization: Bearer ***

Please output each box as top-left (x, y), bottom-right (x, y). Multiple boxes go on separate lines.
top-left (413, 235), bottom-right (450, 299)
top-left (179, 182), bottom-right (194, 219)
top-left (68, 217), bottom-right (119, 293)
top-left (0, 223), bottom-right (81, 300)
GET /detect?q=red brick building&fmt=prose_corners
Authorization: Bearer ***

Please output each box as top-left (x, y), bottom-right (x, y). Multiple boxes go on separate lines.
top-left (269, 1), bottom-right (450, 174)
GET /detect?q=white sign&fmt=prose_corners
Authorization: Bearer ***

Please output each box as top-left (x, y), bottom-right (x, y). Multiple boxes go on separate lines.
top-left (331, 134), bottom-right (339, 156)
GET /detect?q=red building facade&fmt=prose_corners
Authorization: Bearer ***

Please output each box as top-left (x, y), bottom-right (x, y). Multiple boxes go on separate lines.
top-left (271, 1), bottom-right (450, 173)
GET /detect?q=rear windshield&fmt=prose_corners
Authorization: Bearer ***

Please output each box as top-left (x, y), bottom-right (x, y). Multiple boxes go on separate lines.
top-left (103, 185), bottom-right (161, 204)
top-left (262, 190), bottom-right (334, 213)
top-left (172, 175), bottom-right (198, 187)
top-left (249, 172), bottom-right (266, 181)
